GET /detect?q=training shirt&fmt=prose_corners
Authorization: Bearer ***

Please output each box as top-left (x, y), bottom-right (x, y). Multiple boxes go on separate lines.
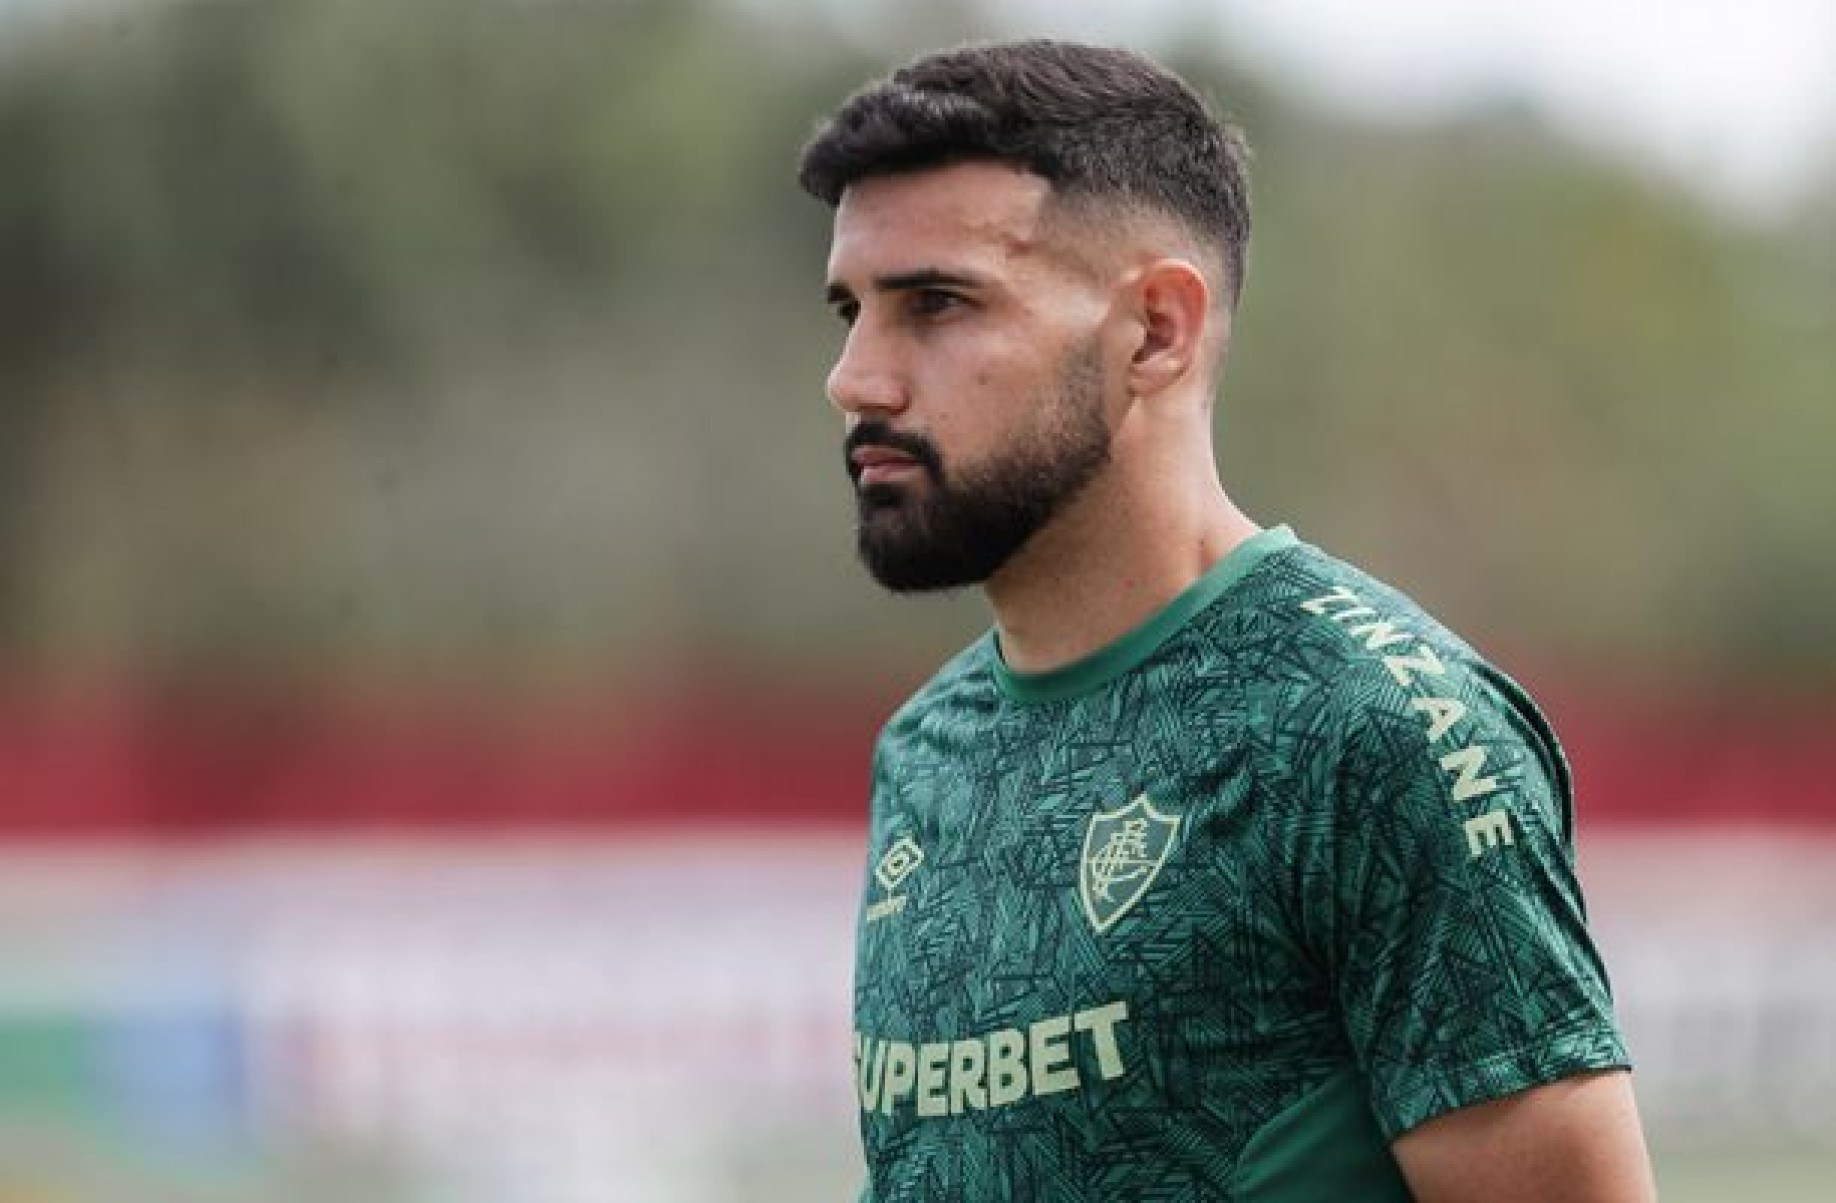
top-left (852, 525), bottom-right (1630, 1201)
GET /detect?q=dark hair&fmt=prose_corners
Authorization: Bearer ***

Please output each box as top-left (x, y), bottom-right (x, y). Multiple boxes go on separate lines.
top-left (798, 40), bottom-right (1252, 306)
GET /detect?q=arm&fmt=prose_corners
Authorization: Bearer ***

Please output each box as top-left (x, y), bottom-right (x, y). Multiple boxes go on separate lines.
top-left (1393, 1068), bottom-right (1655, 1202)
top-left (1288, 643), bottom-right (1649, 1183)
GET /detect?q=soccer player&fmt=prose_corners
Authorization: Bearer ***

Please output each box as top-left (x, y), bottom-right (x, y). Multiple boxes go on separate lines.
top-left (799, 40), bottom-right (1655, 1201)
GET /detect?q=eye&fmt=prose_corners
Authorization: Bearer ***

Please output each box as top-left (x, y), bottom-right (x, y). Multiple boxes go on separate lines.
top-left (910, 289), bottom-right (966, 318)
top-left (832, 298), bottom-right (860, 326)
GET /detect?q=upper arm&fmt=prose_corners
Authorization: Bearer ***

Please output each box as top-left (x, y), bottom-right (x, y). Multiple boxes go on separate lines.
top-left (1392, 1068), bottom-right (1655, 1202)
top-left (1295, 646), bottom-right (1634, 1137)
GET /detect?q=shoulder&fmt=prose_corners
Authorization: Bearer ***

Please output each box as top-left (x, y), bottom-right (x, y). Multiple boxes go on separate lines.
top-left (874, 632), bottom-right (1001, 759)
top-left (1231, 540), bottom-right (1571, 840)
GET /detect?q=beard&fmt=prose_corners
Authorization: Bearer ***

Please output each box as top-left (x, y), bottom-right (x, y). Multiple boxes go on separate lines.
top-left (844, 340), bottom-right (1112, 592)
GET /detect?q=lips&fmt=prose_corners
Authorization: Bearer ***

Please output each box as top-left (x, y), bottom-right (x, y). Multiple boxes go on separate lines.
top-left (853, 449), bottom-right (923, 487)
top-left (852, 445), bottom-right (918, 472)
top-left (845, 424), bottom-right (940, 490)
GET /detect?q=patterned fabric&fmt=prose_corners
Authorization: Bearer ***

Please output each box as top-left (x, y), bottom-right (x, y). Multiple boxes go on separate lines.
top-left (852, 526), bottom-right (1629, 1201)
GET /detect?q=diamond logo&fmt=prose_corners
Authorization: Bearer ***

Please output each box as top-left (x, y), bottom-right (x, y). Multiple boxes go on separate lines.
top-left (874, 835), bottom-right (924, 893)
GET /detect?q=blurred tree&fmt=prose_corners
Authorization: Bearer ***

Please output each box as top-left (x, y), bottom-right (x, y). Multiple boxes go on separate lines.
top-left (0, 0), bottom-right (1828, 688)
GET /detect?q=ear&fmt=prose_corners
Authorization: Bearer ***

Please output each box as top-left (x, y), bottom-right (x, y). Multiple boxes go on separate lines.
top-left (1125, 258), bottom-right (1212, 400)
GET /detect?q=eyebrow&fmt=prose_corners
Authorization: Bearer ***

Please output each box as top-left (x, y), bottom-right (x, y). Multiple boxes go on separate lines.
top-left (825, 268), bottom-right (983, 306)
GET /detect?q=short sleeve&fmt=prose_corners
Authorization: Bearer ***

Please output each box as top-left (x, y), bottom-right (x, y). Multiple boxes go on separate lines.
top-left (1309, 660), bottom-right (1631, 1139)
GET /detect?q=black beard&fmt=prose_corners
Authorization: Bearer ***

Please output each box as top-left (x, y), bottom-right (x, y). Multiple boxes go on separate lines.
top-left (843, 344), bottom-right (1111, 592)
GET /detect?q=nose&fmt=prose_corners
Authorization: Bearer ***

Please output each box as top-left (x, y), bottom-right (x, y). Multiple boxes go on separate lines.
top-left (826, 322), bottom-right (908, 417)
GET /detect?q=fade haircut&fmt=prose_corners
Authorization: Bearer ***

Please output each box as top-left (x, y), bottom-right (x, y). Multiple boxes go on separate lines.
top-left (798, 40), bottom-right (1252, 307)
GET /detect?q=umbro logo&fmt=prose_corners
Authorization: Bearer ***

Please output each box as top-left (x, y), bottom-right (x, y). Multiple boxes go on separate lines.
top-left (866, 835), bottom-right (924, 923)
top-left (874, 836), bottom-right (924, 892)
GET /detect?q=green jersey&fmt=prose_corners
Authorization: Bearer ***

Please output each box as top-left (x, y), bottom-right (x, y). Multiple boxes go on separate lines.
top-left (852, 526), bottom-right (1629, 1201)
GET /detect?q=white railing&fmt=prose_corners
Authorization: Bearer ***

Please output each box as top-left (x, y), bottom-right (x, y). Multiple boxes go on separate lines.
top-left (0, 831), bottom-right (1828, 1200)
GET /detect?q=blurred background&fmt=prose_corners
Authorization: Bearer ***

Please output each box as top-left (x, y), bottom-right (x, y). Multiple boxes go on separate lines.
top-left (0, 0), bottom-right (1831, 1198)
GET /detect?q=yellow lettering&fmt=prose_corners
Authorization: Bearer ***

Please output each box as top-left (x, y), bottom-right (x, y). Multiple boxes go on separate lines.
top-left (915, 1042), bottom-right (950, 1117)
top-left (1348, 619), bottom-right (1412, 652)
top-left (1300, 586), bottom-right (1362, 617)
top-left (1440, 745), bottom-right (1502, 802)
top-left (949, 1038), bottom-right (987, 1114)
top-left (1029, 1014), bottom-right (1079, 1097)
top-left (1073, 1001), bottom-right (1130, 1080)
top-left (1383, 644), bottom-right (1447, 689)
top-left (865, 894), bottom-right (908, 923)
top-left (1412, 695), bottom-right (1468, 744)
top-left (1464, 810), bottom-right (1516, 857)
top-left (987, 1028), bottom-right (1028, 1107)
top-left (880, 1041), bottom-right (916, 1116)
top-left (857, 1000), bottom-right (1133, 1118)
top-left (858, 1037), bottom-right (885, 1112)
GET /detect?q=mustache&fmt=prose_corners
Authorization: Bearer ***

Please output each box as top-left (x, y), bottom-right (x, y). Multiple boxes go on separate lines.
top-left (844, 421), bottom-right (944, 481)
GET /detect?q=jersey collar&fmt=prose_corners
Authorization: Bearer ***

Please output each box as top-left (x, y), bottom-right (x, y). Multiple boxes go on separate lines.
top-left (991, 525), bottom-right (1298, 705)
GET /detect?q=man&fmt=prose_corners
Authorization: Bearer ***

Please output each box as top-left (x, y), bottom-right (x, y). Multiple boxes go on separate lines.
top-left (799, 40), bottom-right (1654, 1201)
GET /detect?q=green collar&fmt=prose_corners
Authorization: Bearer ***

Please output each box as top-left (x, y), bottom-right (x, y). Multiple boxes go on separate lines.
top-left (991, 525), bottom-right (1297, 704)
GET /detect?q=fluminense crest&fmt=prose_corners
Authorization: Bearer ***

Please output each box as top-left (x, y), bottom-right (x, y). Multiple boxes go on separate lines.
top-left (1079, 795), bottom-right (1180, 935)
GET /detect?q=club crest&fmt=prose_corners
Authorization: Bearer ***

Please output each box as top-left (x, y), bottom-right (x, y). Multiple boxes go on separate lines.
top-left (1079, 795), bottom-right (1180, 935)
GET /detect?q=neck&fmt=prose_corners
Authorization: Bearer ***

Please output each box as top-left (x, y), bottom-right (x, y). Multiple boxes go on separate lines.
top-left (985, 445), bottom-right (1259, 675)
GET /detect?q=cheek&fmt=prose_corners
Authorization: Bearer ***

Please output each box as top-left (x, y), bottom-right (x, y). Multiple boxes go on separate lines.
top-left (952, 334), bottom-right (1041, 405)
top-left (918, 326), bottom-right (1068, 457)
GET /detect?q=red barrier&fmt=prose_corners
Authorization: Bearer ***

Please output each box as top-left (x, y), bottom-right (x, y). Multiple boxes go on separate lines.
top-left (0, 681), bottom-right (1828, 836)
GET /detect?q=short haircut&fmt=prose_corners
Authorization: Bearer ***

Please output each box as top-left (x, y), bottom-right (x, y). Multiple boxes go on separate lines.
top-left (798, 40), bottom-right (1252, 307)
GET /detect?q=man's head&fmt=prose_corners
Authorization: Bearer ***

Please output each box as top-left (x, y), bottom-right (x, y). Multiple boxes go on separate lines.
top-left (801, 41), bottom-right (1251, 592)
